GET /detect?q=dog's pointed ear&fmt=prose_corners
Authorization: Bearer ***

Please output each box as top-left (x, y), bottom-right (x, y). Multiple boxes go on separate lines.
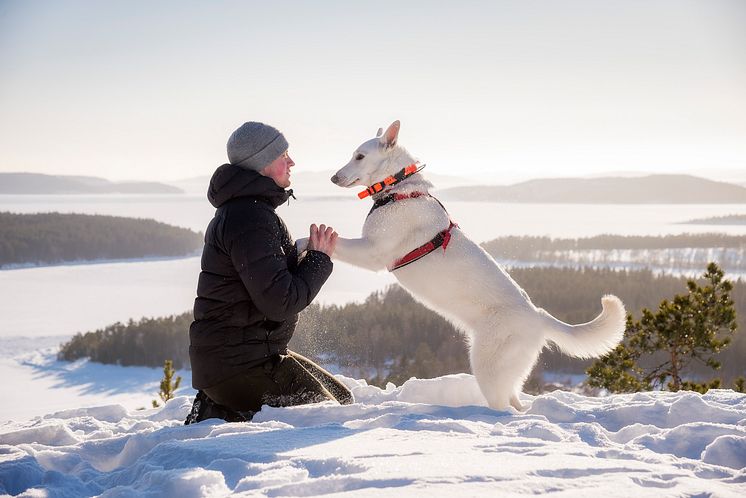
top-left (380, 120), bottom-right (400, 148)
top-left (375, 127), bottom-right (383, 137)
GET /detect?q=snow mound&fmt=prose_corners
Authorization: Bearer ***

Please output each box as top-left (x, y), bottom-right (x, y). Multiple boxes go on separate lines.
top-left (2, 375), bottom-right (745, 497)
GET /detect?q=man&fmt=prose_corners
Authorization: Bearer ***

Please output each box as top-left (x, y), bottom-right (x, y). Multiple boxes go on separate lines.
top-left (185, 122), bottom-right (352, 424)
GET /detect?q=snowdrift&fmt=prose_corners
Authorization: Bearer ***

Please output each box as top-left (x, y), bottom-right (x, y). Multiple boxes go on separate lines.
top-left (1, 374), bottom-right (745, 497)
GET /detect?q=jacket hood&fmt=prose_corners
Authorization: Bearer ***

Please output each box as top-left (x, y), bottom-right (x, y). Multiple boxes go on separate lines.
top-left (207, 163), bottom-right (291, 208)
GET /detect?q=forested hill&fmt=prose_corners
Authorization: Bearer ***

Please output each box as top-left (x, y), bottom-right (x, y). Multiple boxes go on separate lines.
top-left (683, 214), bottom-right (746, 225)
top-left (58, 266), bottom-right (746, 388)
top-left (0, 173), bottom-right (182, 194)
top-left (437, 175), bottom-right (746, 203)
top-left (0, 212), bottom-right (202, 267)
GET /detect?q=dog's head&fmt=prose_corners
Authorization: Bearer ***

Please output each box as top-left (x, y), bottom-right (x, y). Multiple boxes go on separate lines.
top-left (331, 120), bottom-right (414, 188)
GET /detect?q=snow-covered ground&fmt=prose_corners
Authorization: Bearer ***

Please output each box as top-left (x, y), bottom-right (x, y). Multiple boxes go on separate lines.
top-left (1, 343), bottom-right (745, 497)
top-left (2, 382), bottom-right (745, 497)
top-left (0, 337), bottom-right (189, 423)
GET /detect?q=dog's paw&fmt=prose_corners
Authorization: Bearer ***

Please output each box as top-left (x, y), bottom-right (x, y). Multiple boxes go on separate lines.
top-left (295, 237), bottom-right (309, 254)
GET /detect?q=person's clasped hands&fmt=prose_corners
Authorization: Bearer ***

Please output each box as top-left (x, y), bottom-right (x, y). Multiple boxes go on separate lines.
top-left (307, 224), bottom-right (338, 256)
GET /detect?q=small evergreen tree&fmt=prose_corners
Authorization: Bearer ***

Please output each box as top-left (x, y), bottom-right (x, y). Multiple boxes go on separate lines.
top-left (152, 360), bottom-right (182, 408)
top-left (587, 263), bottom-right (737, 393)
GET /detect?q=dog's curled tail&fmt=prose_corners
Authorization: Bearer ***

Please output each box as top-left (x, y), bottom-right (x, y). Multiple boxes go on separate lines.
top-left (541, 295), bottom-right (626, 359)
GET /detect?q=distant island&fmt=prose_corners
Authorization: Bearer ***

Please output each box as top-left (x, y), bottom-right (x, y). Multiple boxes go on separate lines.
top-left (437, 175), bottom-right (746, 204)
top-left (0, 212), bottom-right (202, 268)
top-left (681, 214), bottom-right (746, 225)
top-left (0, 173), bottom-right (183, 194)
top-left (481, 233), bottom-right (746, 274)
top-left (482, 233), bottom-right (746, 254)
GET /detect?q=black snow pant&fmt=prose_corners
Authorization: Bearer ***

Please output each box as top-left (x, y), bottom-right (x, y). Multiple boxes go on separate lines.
top-left (185, 351), bottom-right (353, 424)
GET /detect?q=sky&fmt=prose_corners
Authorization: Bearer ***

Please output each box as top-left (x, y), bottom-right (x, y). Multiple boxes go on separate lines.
top-left (0, 0), bottom-right (744, 183)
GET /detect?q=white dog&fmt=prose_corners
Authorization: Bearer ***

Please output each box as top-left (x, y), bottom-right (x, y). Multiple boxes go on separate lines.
top-left (306, 120), bottom-right (626, 410)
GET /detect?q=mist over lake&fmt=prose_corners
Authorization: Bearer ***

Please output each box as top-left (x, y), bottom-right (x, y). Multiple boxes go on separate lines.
top-left (3, 194), bottom-right (746, 339)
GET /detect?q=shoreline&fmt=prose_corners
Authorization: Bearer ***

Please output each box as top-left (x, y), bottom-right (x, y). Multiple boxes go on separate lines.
top-left (0, 252), bottom-right (201, 271)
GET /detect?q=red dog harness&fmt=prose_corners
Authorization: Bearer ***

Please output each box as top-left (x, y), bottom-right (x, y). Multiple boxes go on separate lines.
top-left (389, 219), bottom-right (458, 271)
top-left (361, 166), bottom-right (458, 272)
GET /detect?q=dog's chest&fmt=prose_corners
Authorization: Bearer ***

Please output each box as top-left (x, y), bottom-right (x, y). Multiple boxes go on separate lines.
top-left (362, 197), bottom-right (450, 250)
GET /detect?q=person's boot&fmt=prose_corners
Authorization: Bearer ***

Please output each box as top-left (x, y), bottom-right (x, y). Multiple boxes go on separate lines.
top-left (184, 390), bottom-right (254, 424)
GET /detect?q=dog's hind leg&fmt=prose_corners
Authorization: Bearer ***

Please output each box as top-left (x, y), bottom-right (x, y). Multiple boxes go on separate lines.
top-left (469, 335), bottom-right (516, 410)
top-left (469, 321), bottom-right (541, 412)
top-left (510, 393), bottom-right (525, 411)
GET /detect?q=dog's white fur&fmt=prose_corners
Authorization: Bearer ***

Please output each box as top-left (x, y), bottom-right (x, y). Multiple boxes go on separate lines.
top-left (305, 121), bottom-right (626, 411)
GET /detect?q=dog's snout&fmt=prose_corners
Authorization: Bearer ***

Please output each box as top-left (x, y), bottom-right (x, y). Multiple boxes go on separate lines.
top-left (330, 175), bottom-right (339, 184)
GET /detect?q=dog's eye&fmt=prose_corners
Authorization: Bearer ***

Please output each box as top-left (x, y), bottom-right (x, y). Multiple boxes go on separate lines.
top-left (355, 154), bottom-right (365, 161)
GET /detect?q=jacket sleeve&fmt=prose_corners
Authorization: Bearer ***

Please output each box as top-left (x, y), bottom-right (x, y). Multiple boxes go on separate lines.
top-left (229, 224), bottom-right (333, 321)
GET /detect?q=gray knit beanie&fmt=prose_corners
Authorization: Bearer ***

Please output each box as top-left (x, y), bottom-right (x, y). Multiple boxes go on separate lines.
top-left (226, 122), bottom-right (289, 171)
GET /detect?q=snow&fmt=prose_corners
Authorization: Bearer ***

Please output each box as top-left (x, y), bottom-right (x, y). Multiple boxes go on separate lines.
top-left (0, 338), bottom-right (192, 423)
top-left (2, 348), bottom-right (745, 498)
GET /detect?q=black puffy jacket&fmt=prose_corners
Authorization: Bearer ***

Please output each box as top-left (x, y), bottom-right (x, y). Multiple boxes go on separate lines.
top-left (189, 164), bottom-right (333, 389)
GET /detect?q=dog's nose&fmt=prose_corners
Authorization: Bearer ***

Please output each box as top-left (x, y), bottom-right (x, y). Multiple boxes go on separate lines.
top-left (330, 175), bottom-right (339, 184)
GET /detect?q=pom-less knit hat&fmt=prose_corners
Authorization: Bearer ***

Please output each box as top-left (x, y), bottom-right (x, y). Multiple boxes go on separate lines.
top-left (226, 122), bottom-right (288, 171)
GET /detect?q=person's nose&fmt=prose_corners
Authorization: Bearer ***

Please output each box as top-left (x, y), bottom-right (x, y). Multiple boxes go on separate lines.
top-left (287, 156), bottom-right (295, 167)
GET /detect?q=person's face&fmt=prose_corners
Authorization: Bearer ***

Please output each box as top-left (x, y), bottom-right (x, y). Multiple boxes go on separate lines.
top-left (260, 150), bottom-right (295, 188)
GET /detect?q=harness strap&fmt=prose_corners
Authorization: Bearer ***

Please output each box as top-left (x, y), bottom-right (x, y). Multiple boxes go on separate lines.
top-left (389, 221), bottom-right (458, 271)
top-left (368, 191), bottom-right (428, 217)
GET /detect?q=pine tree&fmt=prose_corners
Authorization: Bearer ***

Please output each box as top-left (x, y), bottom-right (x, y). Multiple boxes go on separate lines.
top-left (152, 360), bottom-right (182, 408)
top-left (587, 263), bottom-right (737, 393)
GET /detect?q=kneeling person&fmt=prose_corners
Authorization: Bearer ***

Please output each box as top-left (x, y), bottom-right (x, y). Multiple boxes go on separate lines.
top-left (186, 122), bottom-right (352, 424)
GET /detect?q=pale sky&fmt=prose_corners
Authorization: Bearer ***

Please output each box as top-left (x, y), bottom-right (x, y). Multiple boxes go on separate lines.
top-left (1, 0), bottom-right (744, 183)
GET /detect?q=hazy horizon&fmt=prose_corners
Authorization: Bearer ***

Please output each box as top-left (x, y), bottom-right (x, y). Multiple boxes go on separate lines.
top-left (2, 167), bottom-right (746, 189)
top-left (1, 0), bottom-right (744, 183)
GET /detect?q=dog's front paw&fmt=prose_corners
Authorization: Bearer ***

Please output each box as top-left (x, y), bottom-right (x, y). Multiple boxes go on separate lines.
top-left (295, 237), bottom-right (309, 254)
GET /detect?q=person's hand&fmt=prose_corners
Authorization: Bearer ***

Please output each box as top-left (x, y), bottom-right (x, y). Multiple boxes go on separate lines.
top-left (307, 224), bottom-right (338, 256)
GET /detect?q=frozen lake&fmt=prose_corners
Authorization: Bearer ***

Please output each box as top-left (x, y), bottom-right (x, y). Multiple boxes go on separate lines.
top-left (5, 193), bottom-right (746, 239)
top-left (3, 194), bottom-right (746, 338)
